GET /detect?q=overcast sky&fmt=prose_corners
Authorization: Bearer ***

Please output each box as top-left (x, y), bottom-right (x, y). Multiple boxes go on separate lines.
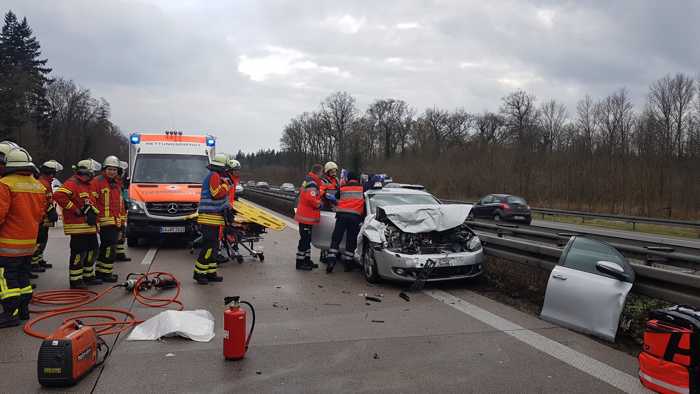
top-left (4, 0), bottom-right (699, 153)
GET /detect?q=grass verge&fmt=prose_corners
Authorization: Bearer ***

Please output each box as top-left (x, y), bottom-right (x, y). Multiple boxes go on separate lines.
top-left (538, 213), bottom-right (700, 239)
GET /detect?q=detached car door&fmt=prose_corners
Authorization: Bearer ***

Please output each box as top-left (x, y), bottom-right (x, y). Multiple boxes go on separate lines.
top-left (540, 236), bottom-right (635, 342)
top-left (311, 207), bottom-right (346, 251)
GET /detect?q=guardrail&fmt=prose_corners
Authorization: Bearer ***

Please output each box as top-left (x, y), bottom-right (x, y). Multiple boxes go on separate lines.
top-left (244, 186), bottom-right (700, 306)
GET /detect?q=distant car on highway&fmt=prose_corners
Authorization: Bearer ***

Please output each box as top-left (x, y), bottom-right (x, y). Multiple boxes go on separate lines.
top-left (255, 181), bottom-right (270, 188)
top-left (470, 194), bottom-right (532, 225)
top-left (246, 180), bottom-right (256, 187)
top-left (279, 183), bottom-right (295, 192)
top-left (235, 183), bottom-right (244, 197)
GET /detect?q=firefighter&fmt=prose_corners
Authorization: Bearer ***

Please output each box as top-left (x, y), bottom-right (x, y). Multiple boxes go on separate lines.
top-left (0, 147), bottom-right (46, 328)
top-left (30, 160), bottom-right (63, 273)
top-left (294, 163), bottom-right (325, 271)
top-left (226, 158), bottom-right (241, 205)
top-left (54, 160), bottom-right (101, 288)
top-left (321, 161), bottom-right (339, 210)
top-left (193, 153), bottom-right (230, 285)
top-left (115, 161), bottom-right (131, 262)
top-left (91, 156), bottom-right (122, 282)
top-left (326, 171), bottom-right (365, 273)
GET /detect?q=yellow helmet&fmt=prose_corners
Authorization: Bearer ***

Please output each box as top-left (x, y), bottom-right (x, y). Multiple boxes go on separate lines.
top-left (324, 161), bottom-right (338, 173)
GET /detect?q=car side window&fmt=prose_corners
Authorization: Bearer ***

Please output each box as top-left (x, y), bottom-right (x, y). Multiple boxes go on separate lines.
top-left (480, 195), bottom-right (492, 204)
top-left (558, 237), bottom-right (633, 281)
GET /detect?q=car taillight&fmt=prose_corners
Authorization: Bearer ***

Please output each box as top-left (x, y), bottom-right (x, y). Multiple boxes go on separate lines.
top-left (500, 203), bottom-right (510, 210)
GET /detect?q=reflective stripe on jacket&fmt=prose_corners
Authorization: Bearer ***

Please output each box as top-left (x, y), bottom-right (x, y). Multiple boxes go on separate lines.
top-left (37, 175), bottom-right (55, 226)
top-left (335, 181), bottom-right (365, 216)
top-left (53, 176), bottom-right (98, 235)
top-left (294, 173), bottom-right (321, 224)
top-left (0, 173), bottom-right (47, 256)
top-left (91, 174), bottom-right (123, 227)
top-left (197, 171), bottom-right (229, 226)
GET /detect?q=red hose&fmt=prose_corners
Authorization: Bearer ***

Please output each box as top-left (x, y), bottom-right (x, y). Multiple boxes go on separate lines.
top-left (23, 272), bottom-right (183, 339)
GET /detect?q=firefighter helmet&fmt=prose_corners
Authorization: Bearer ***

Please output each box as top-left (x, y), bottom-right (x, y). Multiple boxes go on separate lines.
top-left (4, 147), bottom-right (37, 173)
top-left (210, 153), bottom-right (228, 170)
top-left (103, 155), bottom-right (120, 168)
top-left (324, 161), bottom-right (338, 173)
top-left (227, 159), bottom-right (241, 171)
top-left (0, 141), bottom-right (19, 165)
top-left (41, 160), bottom-right (64, 174)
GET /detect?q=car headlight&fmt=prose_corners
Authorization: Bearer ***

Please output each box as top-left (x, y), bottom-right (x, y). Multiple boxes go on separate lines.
top-left (129, 201), bottom-right (146, 214)
top-left (467, 236), bottom-right (482, 251)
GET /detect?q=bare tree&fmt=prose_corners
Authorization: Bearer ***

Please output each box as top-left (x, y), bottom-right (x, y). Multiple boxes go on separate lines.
top-left (670, 73), bottom-right (695, 158)
top-left (575, 95), bottom-right (597, 154)
top-left (500, 90), bottom-right (539, 147)
top-left (320, 91), bottom-right (357, 164)
top-left (539, 99), bottom-right (568, 152)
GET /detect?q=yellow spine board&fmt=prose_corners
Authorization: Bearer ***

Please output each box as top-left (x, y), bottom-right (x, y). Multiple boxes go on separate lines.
top-left (233, 200), bottom-right (287, 231)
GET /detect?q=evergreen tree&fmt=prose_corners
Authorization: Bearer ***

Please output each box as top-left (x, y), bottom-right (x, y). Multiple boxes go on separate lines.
top-left (0, 10), bottom-right (52, 140)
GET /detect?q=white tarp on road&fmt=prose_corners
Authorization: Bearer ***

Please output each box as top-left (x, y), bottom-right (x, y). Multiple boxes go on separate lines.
top-left (127, 309), bottom-right (215, 342)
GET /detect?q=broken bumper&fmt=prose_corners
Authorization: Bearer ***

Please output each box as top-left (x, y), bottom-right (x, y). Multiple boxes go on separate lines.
top-left (372, 248), bottom-right (485, 282)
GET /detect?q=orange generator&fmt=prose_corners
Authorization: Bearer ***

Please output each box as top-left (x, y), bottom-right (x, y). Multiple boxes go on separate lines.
top-left (37, 320), bottom-right (104, 387)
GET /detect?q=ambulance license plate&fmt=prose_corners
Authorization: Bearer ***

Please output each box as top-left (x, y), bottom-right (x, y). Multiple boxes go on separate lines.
top-left (160, 226), bottom-right (185, 234)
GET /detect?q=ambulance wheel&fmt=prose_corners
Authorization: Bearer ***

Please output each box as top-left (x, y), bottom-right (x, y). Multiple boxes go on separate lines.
top-left (237, 255), bottom-right (244, 264)
top-left (127, 236), bottom-right (138, 247)
top-left (362, 241), bottom-right (381, 284)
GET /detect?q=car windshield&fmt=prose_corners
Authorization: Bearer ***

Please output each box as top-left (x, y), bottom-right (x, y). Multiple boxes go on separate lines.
top-left (368, 193), bottom-right (440, 213)
top-left (507, 196), bottom-right (527, 205)
top-left (133, 154), bottom-right (209, 184)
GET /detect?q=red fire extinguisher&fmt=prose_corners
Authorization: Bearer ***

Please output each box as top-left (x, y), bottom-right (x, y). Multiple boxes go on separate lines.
top-left (223, 296), bottom-right (256, 360)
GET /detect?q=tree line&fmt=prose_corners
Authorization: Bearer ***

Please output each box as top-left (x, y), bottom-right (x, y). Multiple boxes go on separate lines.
top-left (256, 77), bottom-right (700, 219)
top-left (0, 10), bottom-right (127, 178)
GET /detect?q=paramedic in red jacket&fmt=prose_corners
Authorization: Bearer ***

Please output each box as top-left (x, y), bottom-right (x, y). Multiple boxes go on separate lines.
top-left (294, 164), bottom-right (325, 271)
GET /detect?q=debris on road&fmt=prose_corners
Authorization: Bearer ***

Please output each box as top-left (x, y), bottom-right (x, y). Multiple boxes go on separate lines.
top-left (371, 320), bottom-right (385, 323)
top-left (165, 353), bottom-right (175, 357)
top-left (373, 353), bottom-right (380, 359)
top-left (365, 296), bottom-right (382, 303)
top-left (318, 284), bottom-right (324, 288)
top-left (399, 292), bottom-right (410, 302)
top-left (323, 303), bottom-right (341, 306)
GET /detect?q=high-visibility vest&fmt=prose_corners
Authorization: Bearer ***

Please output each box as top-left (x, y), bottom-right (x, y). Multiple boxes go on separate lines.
top-left (294, 173), bottom-right (321, 224)
top-left (335, 181), bottom-right (365, 216)
top-left (54, 176), bottom-right (99, 235)
top-left (91, 174), bottom-right (123, 227)
top-left (0, 173), bottom-right (47, 256)
top-left (197, 171), bottom-right (229, 226)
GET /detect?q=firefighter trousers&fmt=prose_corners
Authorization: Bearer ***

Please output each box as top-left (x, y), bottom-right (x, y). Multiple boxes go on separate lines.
top-left (68, 234), bottom-right (95, 284)
top-left (296, 223), bottom-right (313, 264)
top-left (329, 213), bottom-right (362, 265)
top-left (96, 226), bottom-right (118, 276)
top-left (194, 225), bottom-right (221, 277)
top-left (31, 225), bottom-right (49, 267)
top-left (0, 256), bottom-right (32, 318)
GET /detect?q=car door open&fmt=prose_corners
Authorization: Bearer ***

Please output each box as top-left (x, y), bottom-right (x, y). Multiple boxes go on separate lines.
top-left (540, 236), bottom-right (635, 342)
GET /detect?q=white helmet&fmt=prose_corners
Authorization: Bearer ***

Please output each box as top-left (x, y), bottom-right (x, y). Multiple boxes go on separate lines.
top-left (4, 147), bottom-right (37, 173)
top-left (76, 158), bottom-right (101, 175)
top-left (119, 160), bottom-right (128, 170)
top-left (324, 161), bottom-right (338, 173)
top-left (227, 159), bottom-right (241, 171)
top-left (210, 153), bottom-right (228, 170)
top-left (0, 141), bottom-right (19, 165)
top-left (41, 160), bottom-right (64, 173)
top-left (103, 155), bottom-right (120, 168)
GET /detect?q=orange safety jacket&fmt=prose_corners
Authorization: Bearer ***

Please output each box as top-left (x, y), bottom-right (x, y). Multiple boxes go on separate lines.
top-left (117, 177), bottom-right (126, 225)
top-left (91, 174), bottom-right (123, 227)
top-left (294, 172), bottom-right (322, 225)
top-left (226, 175), bottom-right (240, 208)
top-left (0, 173), bottom-right (47, 257)
top-left (37, 174), bottom-right (56, 226)
top-left (335, 181), bottom-right (365, 216)
top-left (54, 175), bottom-right (99, 235)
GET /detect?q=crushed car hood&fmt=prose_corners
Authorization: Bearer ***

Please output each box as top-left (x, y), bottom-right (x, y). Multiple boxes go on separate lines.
top-left (376, 204), bottom-right (472, 233)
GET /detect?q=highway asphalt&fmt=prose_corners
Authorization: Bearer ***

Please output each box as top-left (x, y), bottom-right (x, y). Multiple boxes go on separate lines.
top-left (0, 214), bottom-right (651, 393)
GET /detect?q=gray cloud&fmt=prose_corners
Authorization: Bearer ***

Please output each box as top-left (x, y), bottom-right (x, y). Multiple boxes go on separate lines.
top-left (3, 0), bottom-right (699, 153)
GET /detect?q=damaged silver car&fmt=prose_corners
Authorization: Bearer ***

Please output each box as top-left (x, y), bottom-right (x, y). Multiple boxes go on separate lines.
top-left (312, 186), bottom-right (485, 283)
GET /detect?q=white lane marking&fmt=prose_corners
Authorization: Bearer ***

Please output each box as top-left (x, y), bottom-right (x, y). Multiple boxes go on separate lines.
top-left (141, 247), bottom-right (158, 266)
top-left (424, 290), bottom-right (649, 394)
top-left (240, 198), bottom-right (299, 231)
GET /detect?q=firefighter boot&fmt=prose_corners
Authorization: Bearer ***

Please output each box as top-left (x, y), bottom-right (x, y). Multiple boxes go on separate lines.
top-left (70, 280), bottom-right (88, 290)
top-left (207, 273), bottom-right (224, 282)
top-left (19, 294), bottom-right (31, 321)
top-left (96, 273), bottom-right (119, 283)
top-left (29, 272), bottom-right (39, 279)
top-left (30, 265), bottom-right (45, 273)
top-left (325, 256), bottom-right (337, 274)
top-left (84, 276), bottom-right (103, 286)
top-left (0, 299), bottom-right (21, 328)
top-left (193, 273), bottom-right (209, 285)
top-left (39, 260), bottom-right (53, 268)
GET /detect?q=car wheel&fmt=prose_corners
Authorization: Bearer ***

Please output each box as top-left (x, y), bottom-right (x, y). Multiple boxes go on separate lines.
top-left (362, 241), bottom-right (381, 284)
top-left (525, 219), bottom-right (532, 226)
top-left (493, 213), bottom-right (501, 222)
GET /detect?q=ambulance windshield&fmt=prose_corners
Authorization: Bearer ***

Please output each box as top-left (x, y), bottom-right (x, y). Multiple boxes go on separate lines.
top-left (133, 154), bottom-right (209, 184)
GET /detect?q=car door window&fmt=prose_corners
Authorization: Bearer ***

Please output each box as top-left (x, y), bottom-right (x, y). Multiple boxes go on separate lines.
top-left (480, 195), bottom-right (492, 204)
top-left (558, 237), bottom-right (634, 282)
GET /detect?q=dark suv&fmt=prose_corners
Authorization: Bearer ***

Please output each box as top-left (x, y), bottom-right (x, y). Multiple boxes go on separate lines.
top-left (470, 194), bottom-right (532, 225)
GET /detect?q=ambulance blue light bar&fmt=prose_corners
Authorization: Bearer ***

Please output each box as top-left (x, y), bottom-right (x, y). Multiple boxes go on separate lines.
top-left (206, 136), bottom-right (216, 147)
top-left (130, 134), bottom-right (140, 144)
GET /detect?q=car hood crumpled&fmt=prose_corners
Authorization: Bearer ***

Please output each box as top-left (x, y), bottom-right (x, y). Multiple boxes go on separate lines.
top-left (376, 204), bottom-right (473, 233)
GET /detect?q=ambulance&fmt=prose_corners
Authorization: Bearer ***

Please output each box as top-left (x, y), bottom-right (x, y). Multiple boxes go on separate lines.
top-left (125, 131), bottom-right (216, 246)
